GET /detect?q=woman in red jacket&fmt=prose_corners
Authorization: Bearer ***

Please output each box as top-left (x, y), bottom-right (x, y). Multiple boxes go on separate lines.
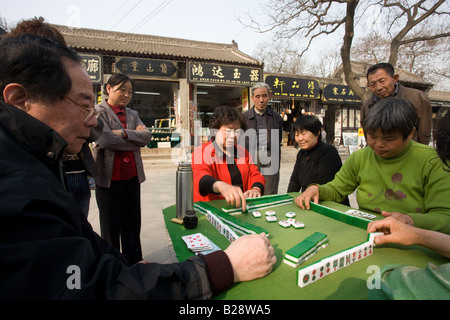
top-left (192, 106), bottom-right (265, 211)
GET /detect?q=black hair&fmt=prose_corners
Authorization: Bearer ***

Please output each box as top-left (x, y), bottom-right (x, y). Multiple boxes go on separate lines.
top-left (7, 17), bottom-right (67, 46)
top-left (103, 73), bottom-right (134, 94)
top-left (209, 106), bottom-right (246, 131)
top-left (435, 111), bottom-right (450, 171)
top-left (366, 62), bottom-right (395, 79)
top-left (292, 115), bottom-right (322, 138)
top-left (362, 97), bottom-right (418, 140)
top-left (0, 34), bottom-right (80, 103)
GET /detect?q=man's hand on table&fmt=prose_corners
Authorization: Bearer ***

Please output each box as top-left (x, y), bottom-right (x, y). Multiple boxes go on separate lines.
top-left (224, 233), bottom-right (276, 283)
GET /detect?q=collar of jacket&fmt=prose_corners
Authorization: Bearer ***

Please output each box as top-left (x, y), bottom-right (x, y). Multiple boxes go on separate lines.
top-left (300, 140), bottom-right (322, 158)
top-left (0, 100), bottom-right (67, 166)
top-left (97, 100), bottom-right (126, 129)
top-left (107, 102), bottom-right (126, 115)
top-left (247, 106), bottom-right (274, 119)
top-left (210, 139), bottom-right (241, 160)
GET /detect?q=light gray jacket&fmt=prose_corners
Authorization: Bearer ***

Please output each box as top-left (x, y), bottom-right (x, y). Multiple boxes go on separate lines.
top-left (93, 100), bottom-right (151, 188)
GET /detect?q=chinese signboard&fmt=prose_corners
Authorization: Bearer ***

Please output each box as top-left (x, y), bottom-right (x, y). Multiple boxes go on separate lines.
top-left (79, 53), bottom-right (102, 84)
top-left (115, 57), bottom-right (177, 78)
top-left (323, 84), bottom-right (363, 103)
top-left (188, 62), bottom-right (263, 86)
top-left (265, 75), bottom-right (320, 99)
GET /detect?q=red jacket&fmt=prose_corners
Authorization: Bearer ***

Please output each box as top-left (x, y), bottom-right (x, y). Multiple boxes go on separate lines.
top-left (192, 141), bottom-right (265, 202)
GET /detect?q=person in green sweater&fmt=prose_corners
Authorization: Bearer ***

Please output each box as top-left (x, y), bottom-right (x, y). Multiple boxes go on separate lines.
top-left (363, 105), bottom-right (450, 300)
top-left (295, 97), bottom-right (450, 235)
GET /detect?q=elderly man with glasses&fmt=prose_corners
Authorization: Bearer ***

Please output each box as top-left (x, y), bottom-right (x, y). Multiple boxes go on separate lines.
top-left (0, 34), bottom-right (275, 300)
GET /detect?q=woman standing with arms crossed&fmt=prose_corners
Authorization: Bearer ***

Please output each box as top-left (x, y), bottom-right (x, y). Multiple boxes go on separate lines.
top-left (94, 74), bottom-right (151, 264)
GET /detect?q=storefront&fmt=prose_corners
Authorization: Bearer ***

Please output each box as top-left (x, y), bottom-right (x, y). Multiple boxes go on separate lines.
top-left (263, 73), bottom-right (366, 147)
top-left (322, 83), bottom-right (364, 146)
top-left (264, 74), bottom-right (321, 144)
top-left (429, 90), bottom-right (450, 138)
top-left (188, 62), bottom-right (263, 142)
top-left (107, 57), bottom-right (181, 147)
top-left (55, 24), bottom-right (263, 149)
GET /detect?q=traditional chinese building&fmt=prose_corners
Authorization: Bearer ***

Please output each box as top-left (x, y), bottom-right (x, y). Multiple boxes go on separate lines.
top-left (266, 61), bottom-right (449, 148)
top-left (53, 24), bottom-right (263, 148)
top-left (263, 71), bottom-right (363, 145)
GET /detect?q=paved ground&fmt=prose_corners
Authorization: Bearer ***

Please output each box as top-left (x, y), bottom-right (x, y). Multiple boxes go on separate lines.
top-left (87, 145), bottom-right (356, 264)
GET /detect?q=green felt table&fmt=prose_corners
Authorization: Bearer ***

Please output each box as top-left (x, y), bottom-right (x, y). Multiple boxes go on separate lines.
top-left (162, 193), bottom-right (448, 300)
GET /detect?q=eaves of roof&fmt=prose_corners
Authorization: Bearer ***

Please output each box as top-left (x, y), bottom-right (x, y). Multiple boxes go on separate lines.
top-left (53, 24), bottom-right (262, 67)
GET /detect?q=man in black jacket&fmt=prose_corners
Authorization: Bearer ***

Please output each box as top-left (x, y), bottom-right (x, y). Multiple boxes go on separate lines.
top-left (243, 83), bottom-right (283, 195)
top-left (0, 34), bottom-right (275, 299)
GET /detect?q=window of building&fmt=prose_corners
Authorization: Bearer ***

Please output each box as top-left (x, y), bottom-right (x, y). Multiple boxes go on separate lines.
top-left (341, 106), bottom-right (361, 129)
top-left (128, 80), bottom-right (179, 128)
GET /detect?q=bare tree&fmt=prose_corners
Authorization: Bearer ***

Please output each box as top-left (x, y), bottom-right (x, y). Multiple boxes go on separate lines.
top-left (253, 39), bottom-right (308, 74)
top-left (351, 32), bottom-right (391, 64)
top-left (241, 0), bottom-right (450, 99)
top-left (306, 49), bottom-right (342, 77)
top-left (352, 27), bottom-right (450, 90)
top-left (382, 0), bottom-right (450, 67)
top-left (0, 16), bottom-right (9, 34)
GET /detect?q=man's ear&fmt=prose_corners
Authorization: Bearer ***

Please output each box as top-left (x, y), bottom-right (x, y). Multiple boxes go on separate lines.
top-left (3, 83), bottom-right (29, 111)
top-left (409, 127), bottom-right (417, 139)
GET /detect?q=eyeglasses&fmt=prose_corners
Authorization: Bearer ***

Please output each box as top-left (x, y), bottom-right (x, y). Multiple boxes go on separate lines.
top-left (62, 95), bottom-right (100, 124)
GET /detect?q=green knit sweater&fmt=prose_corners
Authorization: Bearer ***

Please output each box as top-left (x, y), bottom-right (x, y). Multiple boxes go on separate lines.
top-left (319, 141), bottom-right (450, 234)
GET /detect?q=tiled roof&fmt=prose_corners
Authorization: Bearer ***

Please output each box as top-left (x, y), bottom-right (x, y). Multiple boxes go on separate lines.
top-left (52, 24), bottom-right (262, 66)
top-left (429, 90), bottom-right (450, 103)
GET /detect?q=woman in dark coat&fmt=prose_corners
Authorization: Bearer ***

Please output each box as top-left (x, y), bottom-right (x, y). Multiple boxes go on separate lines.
top-left (287, 115), bottom-right (349, 205)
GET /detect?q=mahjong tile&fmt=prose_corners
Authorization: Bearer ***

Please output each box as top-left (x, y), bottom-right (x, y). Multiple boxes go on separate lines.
top-left (292, 221), bottom-right (305, 229)
top-left (285, 212), bottom-right (296, 218)
top-left (252, 211), bottom-right (262, 218)
top-left (279, 220), bottom-right (291, 228)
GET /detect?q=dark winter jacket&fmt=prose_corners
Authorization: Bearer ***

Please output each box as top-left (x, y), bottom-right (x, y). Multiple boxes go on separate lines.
top-left (0, 100), bottom-right (232, 299)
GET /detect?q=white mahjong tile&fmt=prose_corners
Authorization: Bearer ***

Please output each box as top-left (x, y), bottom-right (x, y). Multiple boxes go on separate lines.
top-left (301, 259), bottom-right (334, 288)
top-left (285, 212), bottom-right (296, 218)
top-left (292, 221), bottom-right (305, 229)
top-left (279, 220), bottom-right (291, 228)
top-left (368, 232), bottom-right (384, 245)
top-left (265, 210), bottom-right (276, 216)
top-left (287, 218), bottom-right (296, 225)
top-left (252, 211), bottom-right (262, 218)
top-left (298, 264), bottom-right (318, 288)
top-left (266, 215), bottom-right (277, 222)
top-left (340, 248), bottom-right (354, 267)
top-left (345, 209), bottom-right (376, 220)
top-left (322, 257), bottom-right (335, 276)
top-left (329, 254), bottom-right (342, 273)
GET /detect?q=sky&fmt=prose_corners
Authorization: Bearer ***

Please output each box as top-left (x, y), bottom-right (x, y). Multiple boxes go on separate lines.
top-left (1, 0), bottom-right (276, 57)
